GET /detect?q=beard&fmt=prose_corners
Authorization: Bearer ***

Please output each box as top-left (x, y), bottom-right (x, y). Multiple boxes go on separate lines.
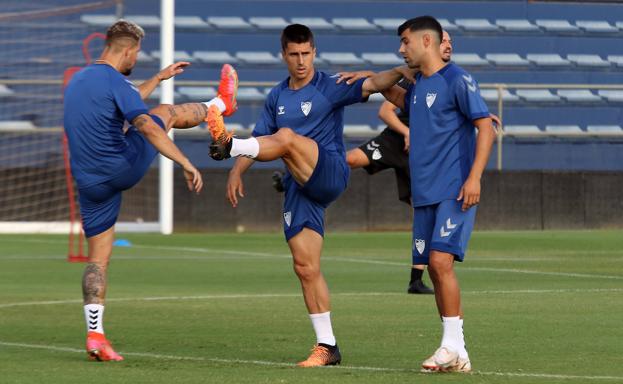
top-left (121, 68), bottom-right (132, 76)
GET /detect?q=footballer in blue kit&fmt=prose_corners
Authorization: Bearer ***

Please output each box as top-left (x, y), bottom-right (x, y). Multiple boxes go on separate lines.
top-left (63, 20), bottom-right (238, 362)
top-left (381, 16), bottom-right (496, 373)
top-left (206, 23), bottom-right (415, 367)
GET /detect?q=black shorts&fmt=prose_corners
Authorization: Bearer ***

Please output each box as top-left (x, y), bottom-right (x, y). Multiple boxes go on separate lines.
top-left (358, 128), bottom-right (411, 204)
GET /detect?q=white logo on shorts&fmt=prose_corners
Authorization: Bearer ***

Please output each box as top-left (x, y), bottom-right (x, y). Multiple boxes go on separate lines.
top-left (284, 211), bottom-right (292, 227)
top-left (301, 101), bottom-right (312, 116)
top-left (414, 239), bottom-right (425, 255)
top-left (372, 148), bottom-right (382, 160)
top-left (439, 217), bottom-right (457, 238)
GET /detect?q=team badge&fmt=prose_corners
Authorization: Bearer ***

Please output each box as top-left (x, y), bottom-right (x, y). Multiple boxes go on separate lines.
top-left (284, 211), bottom-right (292, 227)
top-left (372, 148), bottom-right (382, 160)
top-left (414, 239), bottom-right (425, 255)
top-left (301, 101), bottom-right (312, 116)
top-left (277, 106), bottom-right (285, 115)
top-left (426, 93), bottom-right (437, 108)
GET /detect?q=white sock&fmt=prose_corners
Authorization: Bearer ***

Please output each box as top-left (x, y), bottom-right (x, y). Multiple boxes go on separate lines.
top-left (230, 137), bottom-right (259, 158)
top-left (84, 304), bottom-right (105, 334)
top-left (458, 318), bottom-right (469, 359)
top-left (203, 97), bottom-right (226, 113)
top-left (309, 311), bottom-right (336, 346)
top-left (440, 316), bottom-right (462, 354)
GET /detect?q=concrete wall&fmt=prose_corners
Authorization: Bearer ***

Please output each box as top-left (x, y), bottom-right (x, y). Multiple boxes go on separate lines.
top-left (121, 169), bottom-right (623, 232)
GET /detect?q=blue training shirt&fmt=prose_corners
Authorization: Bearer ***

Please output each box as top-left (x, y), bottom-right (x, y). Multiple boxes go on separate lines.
top-left (253, 71), bottom-right (366, 157)
top-left (63, 64), bottom-right (149, 188)
top-left (405, 62), bottom-right (489, 207)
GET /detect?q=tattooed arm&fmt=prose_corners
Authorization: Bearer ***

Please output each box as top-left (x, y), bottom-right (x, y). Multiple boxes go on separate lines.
top-left (132, 114), bottom-right (203, 193)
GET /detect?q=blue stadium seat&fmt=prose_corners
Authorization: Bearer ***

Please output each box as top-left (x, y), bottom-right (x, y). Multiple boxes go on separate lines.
top-left (193, 51), bottom-right (238, 64)
top-left (147, 87), bottom-right (181, 101)
top-left (178, 87), bottom-right (216, 100)
top-left (575, 20), bottom-right (619, 34)
top-left (438, 18), bottom-right (458, 31)
top-left (495, 19), bottom-right (540, 32)
top-left (535, 19), bottom-right (580, 33)
top-left (125, 15), bottom-right (161, 28)
top-left (617, 21), bottom-right (623, 31)
top-left (597, 90), bottom-right (623, 102)
top-left (331, 18), bottom-right (377, 32)
top-left (361, 53), bottom-right (403, 66)
top-left (480, 89), bottom-right (520, 102)
top-left (319, 52), bottom-right (364, 65)
top-left (289, 17), bottom-right (335, 31)
top-left (485, 53), bottom-right (529, 66)
top-left (0, 120), bottom-right (37, 130)
top-left (0, 85), bottom-right (15, 98)
top-left (504, 125), bottom-right (542, 134)
top-left (454, 18), bottom-right (500, 32)
top-left (175, 16), bottom-right (209, 29)
top-left (80, 14), bottom-right (116, 27)
top-left (206, 16), bottom-right (252, 30)
top-left (451, 53), bottom-right (490, 66)
top-left (586, 125), bottom-right (623, 133)
top-left (137, 51), bottom-right (154, 63)
top-left (343, 124), bottom-right (375, 137)
top-left (567, 54), bottom-right (611, 67)
top-left (372, 18), bottom-right (406, 32)
top-left (556, 89), bottom-right (602, 102)
top-left (526, 54), bottom-right (571, 67)
top-left (236, 87), bottom-right (265, 101)
top-left (515, 90), bottom-right (561, 102)
top-left (545, 125), bottom-right (583, 134)
top-left (248, 17), bottom-right (288, 30)
top-left (607, 55), bottom-right (623, 67)
top-left (151, 50), bottom-right (194, 62)
top-left (235, 51), bottom-right (280, 65)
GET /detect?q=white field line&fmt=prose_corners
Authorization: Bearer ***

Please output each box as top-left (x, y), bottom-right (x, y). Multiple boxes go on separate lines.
top-left (0, 340), bottom-right (621, 381)
top-left (2, 239), bottom-right (623, 280)
top-left (1, 288), bottom-right (622, 309)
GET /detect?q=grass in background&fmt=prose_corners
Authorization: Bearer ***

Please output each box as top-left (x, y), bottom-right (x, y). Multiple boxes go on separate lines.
top-left (0, 230), bottom-right (622, 383)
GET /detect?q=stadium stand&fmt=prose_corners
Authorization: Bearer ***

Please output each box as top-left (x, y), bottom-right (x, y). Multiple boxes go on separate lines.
top-left (3, 0), bottom-right (623, 170)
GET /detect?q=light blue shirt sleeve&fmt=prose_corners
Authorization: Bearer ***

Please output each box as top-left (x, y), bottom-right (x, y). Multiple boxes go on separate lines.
top-left (111, 76), bottom-right (149, 123)
top-left (453, 73), bottom-right (489, 121)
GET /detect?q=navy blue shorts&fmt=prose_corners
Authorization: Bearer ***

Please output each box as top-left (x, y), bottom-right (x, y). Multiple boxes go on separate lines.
top-left (282, 145), bottom-right (349, 241)
top-left (411, 199), bottom-right (477, 265)
top-left (78, 114), bottom-right (163, 238)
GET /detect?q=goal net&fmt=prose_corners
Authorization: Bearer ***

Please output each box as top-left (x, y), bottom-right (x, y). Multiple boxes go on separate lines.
top-left (0, 0), bottom-right (161, 245)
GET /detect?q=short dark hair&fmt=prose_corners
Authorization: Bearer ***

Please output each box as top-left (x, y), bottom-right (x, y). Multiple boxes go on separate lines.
top-left (281, 24), bottom-right (315, 51)
top-left (397, 16), bottom-right (443, 43)
top-left (106, 19), bottom-right (145, 47)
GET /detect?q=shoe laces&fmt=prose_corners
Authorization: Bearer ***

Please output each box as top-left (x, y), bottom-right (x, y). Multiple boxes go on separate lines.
top-left (304, 345), bottom-right (331, 363)
top-left (206, 105), bottom-right (233, 143)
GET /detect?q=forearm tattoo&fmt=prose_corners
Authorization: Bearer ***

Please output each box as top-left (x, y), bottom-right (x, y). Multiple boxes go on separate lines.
top-left (82, 263), bottom-right (106, 304)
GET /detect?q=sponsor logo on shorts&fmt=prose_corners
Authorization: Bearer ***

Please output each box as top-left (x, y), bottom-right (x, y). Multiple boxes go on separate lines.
top-left (439, 217), bottom-right (457, 238)
top-left (414, 239), bottom-right (425, 255)
top-left (284, 211), bottom-right (292, 227)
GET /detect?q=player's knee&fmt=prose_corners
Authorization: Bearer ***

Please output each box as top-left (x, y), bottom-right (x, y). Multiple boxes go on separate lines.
top-left (275, 127), bottom-right (296, 145)
top-left (428, 254), bottom-right (453, 276)
top-left (293, 260), bottom-right (320, 282)
top-left (149, 104), bottom-right (173, 129)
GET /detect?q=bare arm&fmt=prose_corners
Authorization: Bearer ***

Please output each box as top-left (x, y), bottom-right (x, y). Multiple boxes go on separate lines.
top-left (379, 101), bottom-right (410, 151)
top-left (132, 114), bottom-right (202, 193)
top-left (226, 156), bottom-right (256, 207)
top-left (381, 85), bottom-right (407, 110)
top-left (457, 117), bottom-right (496, 211)
top-left (361, 66), bottom-right (414, 98)
top-left (138, 61), bottom-right (190, 100)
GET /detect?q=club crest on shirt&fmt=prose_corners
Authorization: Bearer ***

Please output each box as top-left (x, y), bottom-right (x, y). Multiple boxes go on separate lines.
top-left (277, 105), bottom-right (285, 115)
top-left (284, 211), bottom-right (292, 227)
top-left (414, 239), bottom-right (425, 255)
top-left (426, 93), bottom-right (437, 108)
top-left (301, 101), bottom-right (312, 116)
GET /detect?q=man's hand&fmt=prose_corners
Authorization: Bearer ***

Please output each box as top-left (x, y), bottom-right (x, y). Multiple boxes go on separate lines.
top-left (182, 161), bottom-right (203, 194)
top-left (395, 65), bottom-right (416, 83)
top-left (335, 70), bottom-right (375, 85)
top-left (490, 113), bottom-right (502, 133)
top-left (457, 176), bottom-right (480, 211)
top-left (157, 61), bottom-right (190, 81)
top-left (226, 171), bottom-right (245, 208)
top-left (403, 132), bottom-right (410, 152)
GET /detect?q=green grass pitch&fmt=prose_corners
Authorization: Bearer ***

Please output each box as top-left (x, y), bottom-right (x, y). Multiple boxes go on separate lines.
top-left (1, 230), bottom-right (622, 383)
